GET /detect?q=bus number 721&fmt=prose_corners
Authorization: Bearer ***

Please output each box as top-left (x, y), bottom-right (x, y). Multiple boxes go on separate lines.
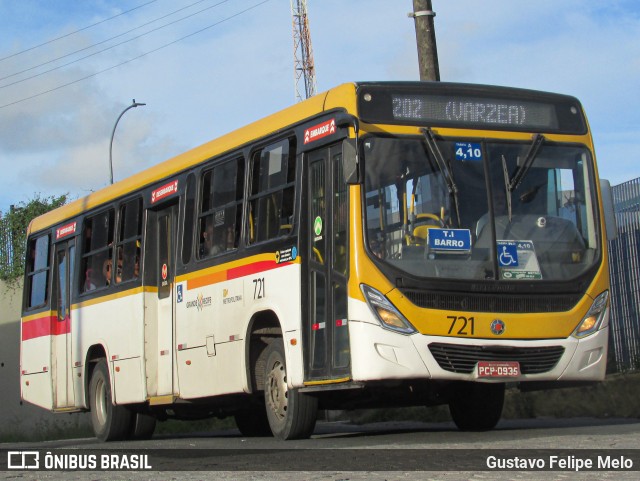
top-left (447, 315), bottom-right (475, 335)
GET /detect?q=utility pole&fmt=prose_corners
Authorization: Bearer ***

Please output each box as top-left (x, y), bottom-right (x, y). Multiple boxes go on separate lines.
top-left (409, 0), bottom-right (440, 81)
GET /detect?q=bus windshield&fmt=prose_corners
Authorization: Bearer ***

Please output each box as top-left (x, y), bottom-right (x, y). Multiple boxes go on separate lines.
top-left (363, 136), bottom-right (600, 282)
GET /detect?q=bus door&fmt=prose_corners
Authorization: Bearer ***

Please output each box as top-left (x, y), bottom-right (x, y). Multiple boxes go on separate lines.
top-left (52, 238), bottom-right (75, 408)
top-left (144, 203), bottom-right (178, 398)
top-left (305, 143), bottom-right (351, 381)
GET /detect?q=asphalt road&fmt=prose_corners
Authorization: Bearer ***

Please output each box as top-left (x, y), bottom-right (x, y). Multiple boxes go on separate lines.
top-left (2, 417), bottom-right (640, 481)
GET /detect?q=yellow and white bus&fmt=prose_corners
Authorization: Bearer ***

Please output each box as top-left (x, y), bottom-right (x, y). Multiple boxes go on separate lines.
top-left (21, 81), bottom-right (615, 441)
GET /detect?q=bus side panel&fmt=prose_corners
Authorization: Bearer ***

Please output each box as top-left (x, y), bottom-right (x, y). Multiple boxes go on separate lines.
top-left (175, 261), bottom-right (303, 398)
top-left (21, 315), bottom-right (53, 373)
top-left (21, 372), bottom-right (54, 411)
top-left (21, 334), bottom-right (54, 410)
top-left (74, 292), bottom-right (146, 405)
top-left (112, 357), bottom-right (146, 404)
top-left (175, 343), bottom-right (244, 399)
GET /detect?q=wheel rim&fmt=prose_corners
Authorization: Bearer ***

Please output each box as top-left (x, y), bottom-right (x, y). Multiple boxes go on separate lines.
top-left (94, 377), bottom-right (108, 427)
top-left (266, 358), bottom-right (287, 421)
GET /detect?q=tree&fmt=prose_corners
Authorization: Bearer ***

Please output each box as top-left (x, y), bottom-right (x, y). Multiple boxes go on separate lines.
top-left (0, 194), bottom-right (67, 282)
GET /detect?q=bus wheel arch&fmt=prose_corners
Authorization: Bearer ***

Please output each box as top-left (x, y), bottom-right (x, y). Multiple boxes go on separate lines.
top-left (233, 310), bottom-right (281, 437)
top-left (245, 310), bottom-right (282, 394)
top-left (83, 344), bottom-right (108, 409)
top-left (88, 358), bottom-right (132, 441)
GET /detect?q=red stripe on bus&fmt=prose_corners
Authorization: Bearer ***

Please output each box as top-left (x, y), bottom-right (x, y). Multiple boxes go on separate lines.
top-left (22, 315), bottom-right (70, 341)
top-left (187, 259), bottom-right (293, 290)
top-left (227, 260), bottom-right (288, 280)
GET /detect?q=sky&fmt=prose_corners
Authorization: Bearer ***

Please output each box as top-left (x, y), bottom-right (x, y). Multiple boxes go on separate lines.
top-left (0, 0), bottom-right (639, 214)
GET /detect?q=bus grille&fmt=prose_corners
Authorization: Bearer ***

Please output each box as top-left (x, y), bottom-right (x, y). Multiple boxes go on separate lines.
top-left (402, 290), bottom-right (581, 313)
top-left (428, 343), bottom-right (565, 374)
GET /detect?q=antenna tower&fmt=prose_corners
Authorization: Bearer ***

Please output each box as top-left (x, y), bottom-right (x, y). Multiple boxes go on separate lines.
top-left (290, 0), bottom-right (316, 102)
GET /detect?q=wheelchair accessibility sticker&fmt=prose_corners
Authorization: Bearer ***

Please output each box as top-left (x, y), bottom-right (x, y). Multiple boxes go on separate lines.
top-left (497, 240), bottom-right (542, 280)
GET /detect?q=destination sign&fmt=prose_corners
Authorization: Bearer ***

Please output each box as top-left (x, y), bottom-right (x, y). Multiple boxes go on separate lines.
top-left (427, 228), bottom-right (472, 254)
top-left (357, 83), bottom-right (587, 134)
top-left (391, 94), bottom-right (554, 129)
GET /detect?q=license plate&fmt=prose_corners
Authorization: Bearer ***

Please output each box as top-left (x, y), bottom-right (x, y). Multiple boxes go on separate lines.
top-left (477, 361), bottom-right (520, 378)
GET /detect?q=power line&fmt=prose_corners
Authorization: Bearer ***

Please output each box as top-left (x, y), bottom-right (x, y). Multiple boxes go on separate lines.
top-left (0, 0), bottom-right (158, 63)
top-left (0, 0), bottom-right (233, 89)
top-left (0, 0), bottom-right (272, 110)
top-left (0, 0), bottom-right (218, 83)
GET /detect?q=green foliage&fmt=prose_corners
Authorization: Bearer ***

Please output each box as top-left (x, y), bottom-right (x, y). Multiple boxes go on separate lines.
top-left (0, 193), bottom-right (67, 282)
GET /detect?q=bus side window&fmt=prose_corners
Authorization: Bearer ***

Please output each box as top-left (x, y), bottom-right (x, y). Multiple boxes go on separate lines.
top-left (115, 198), bottom-right (142, 284)
top-left (198, 157), bottom-right (244, 258)
top-left (25, 234), bottom-right (51, 309)
top-left (182, 173), bottom-right (196, 265)
top-left (248, 138), bottom-right (296, 244)
top-left (80, 209), bottom-right (115, 292)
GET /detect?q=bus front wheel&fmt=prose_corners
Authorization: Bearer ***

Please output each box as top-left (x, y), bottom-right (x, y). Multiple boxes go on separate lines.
top-left (448, 382), bottom-right (505, 431)
top-left (263, 339), bottom-right (317, 440)
top-left (89, 359), bottom-right (132, 441)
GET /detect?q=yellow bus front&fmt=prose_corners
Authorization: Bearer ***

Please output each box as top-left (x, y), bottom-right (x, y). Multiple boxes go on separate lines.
top-left (344, 83), bottom-right (610, 394)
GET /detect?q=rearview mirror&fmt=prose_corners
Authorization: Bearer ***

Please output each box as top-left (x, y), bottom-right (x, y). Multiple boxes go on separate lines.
top-left (600, 179), bottom-right (617, 240)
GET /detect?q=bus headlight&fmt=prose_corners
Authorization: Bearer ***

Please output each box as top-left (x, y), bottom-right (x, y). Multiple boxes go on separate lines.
top-left (573, 291), bottom-right (609, 339)
top-left (361, 284), bottom-right (416, 335)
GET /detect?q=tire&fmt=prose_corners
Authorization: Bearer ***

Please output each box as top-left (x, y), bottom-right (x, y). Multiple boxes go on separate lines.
top-left (129, 411), bottom-right (157, 440)
top-left (89, 359), bottom-right (132, 442)
top-left (263, 339), bottom-right (317, 440)
top-left (449, 382), bottom-right (505, 431)
top-left (234, 403), bottom-right (273, 437)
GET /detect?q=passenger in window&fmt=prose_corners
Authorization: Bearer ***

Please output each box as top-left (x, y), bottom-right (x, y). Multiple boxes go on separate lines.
top-left (134, 254), bottom-right (140, 278)
top-left (200, 220), bottom-right (214, 257)
top-left (115, 259), bottom-right (123, 284)
top-left (115, 247), bottom-right (124, 284)
top-left (85, 269), bottom-right (97, 291)
top-left (210, 226), bottom-right (231, 256)
top-left (102, 258), bottom-right (113, 286)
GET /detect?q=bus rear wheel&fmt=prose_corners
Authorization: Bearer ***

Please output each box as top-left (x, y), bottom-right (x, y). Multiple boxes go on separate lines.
top-left (449, 382), bottom-right (505, 431)
top-left (263, 339), bottom-right (317, 440)
top-left (129, 411), bottom-right (157, 440)
top-left (89, 359), bottom-right (132, 441)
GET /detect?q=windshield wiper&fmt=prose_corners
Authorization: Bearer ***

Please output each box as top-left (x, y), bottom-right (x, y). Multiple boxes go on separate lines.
top-left (501, 134), bottom-right (545, 222)
top-left (508, 133), bottom-right (545, 192)
top-left (421, 128), bottom-right (461, 226)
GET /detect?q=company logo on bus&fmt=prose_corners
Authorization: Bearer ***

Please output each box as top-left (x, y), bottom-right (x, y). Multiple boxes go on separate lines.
top-left (186, 292), bottom-right (212, 311)
top-left (490, 319), bottom-right (506, 335)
